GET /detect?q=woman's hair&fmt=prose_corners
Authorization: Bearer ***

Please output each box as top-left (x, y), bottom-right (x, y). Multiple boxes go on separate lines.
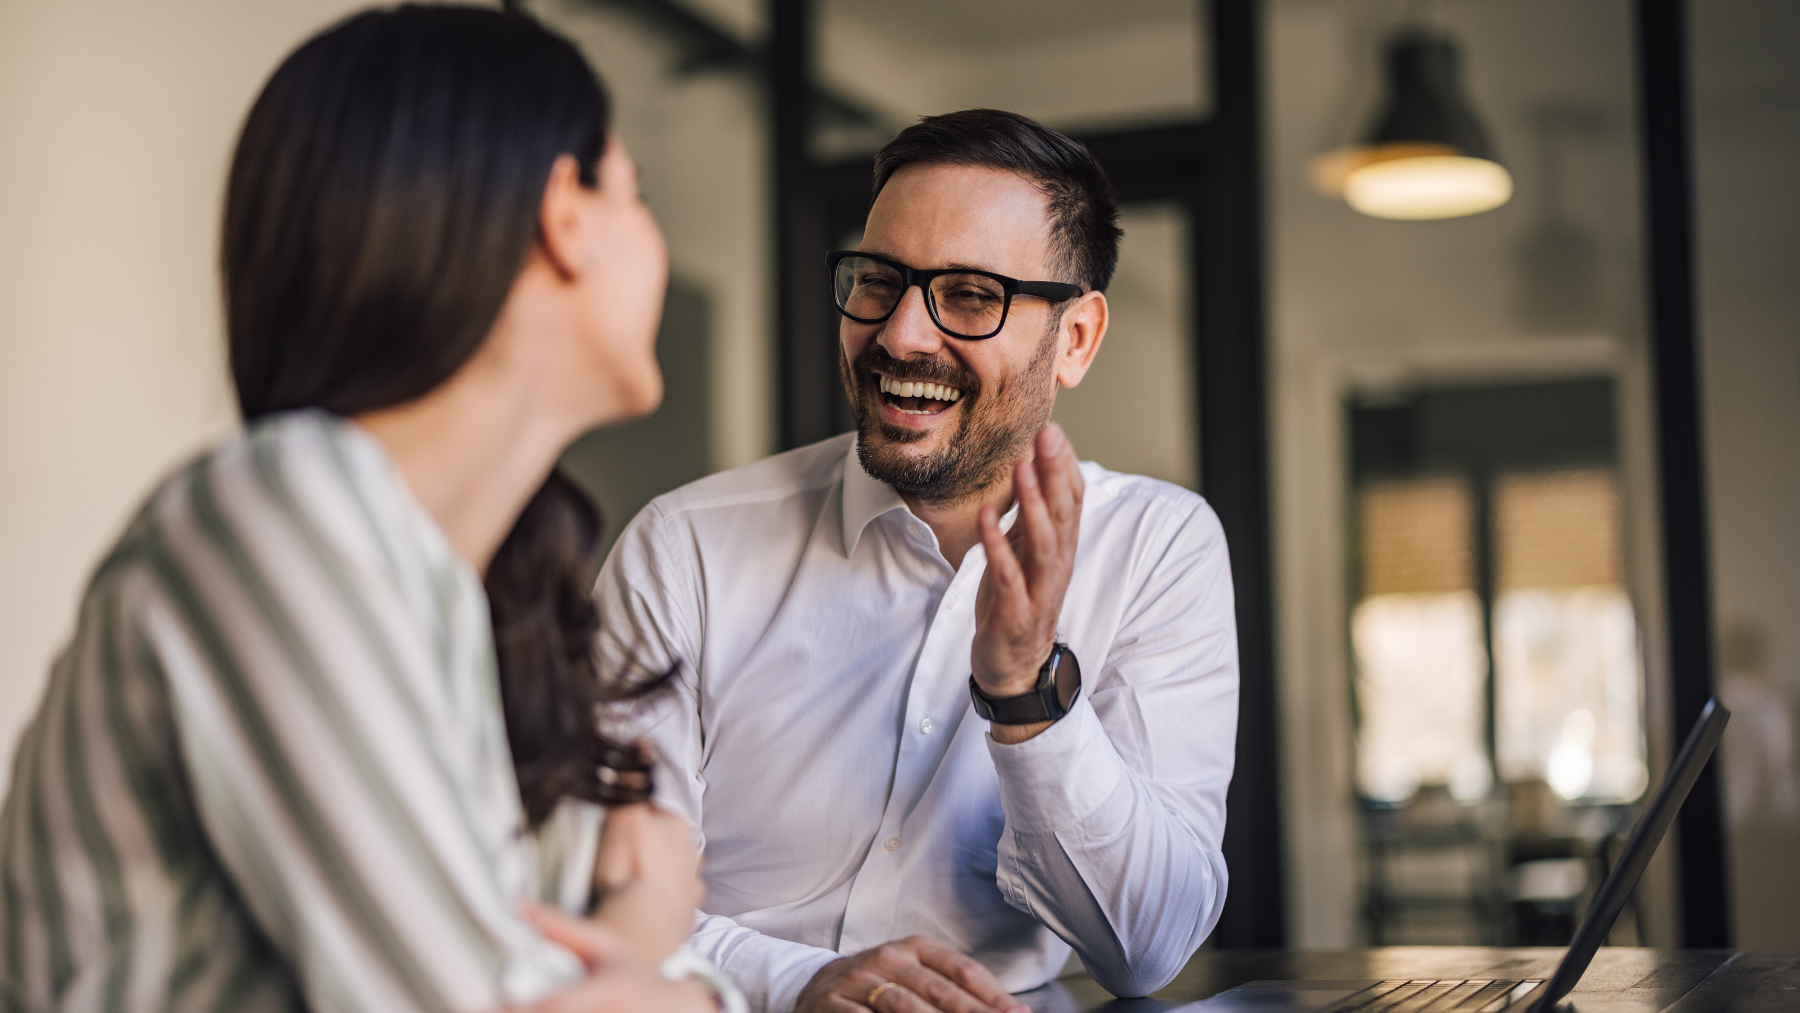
top-left (224, 4), bottom-right (658, 826)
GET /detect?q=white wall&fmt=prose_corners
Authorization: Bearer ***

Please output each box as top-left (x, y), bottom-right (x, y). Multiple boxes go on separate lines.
top-left (0, 0), bottom-right (372, 786)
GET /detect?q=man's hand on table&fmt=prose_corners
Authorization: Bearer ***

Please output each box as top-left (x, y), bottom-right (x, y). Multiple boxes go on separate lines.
top-left (795, 936), bottom-right (1029, 1013)
top-left (972, 423), bottom-right (1084, 745)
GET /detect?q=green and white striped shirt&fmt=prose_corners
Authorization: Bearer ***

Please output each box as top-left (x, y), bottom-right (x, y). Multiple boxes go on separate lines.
top-left (0, 410), bottom-right (602, 1013)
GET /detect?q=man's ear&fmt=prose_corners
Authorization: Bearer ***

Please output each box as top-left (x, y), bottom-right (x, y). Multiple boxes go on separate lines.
top-left (537, 153), bottom-right (589, 280)
top-left (1056, 290), bottom-right (1108, 389)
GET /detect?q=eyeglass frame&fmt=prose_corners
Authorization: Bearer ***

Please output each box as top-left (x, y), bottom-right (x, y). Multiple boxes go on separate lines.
top-left (827, 250), bottom-right (1085, 340)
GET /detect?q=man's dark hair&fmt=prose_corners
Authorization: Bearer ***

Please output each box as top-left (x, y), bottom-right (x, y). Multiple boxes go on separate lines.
top-left (872, 109), bottom-right (1123, 293)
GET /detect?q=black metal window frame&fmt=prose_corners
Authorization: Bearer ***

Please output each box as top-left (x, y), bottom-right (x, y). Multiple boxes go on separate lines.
top-left (567, 0), bottom-right (1729, 952)
top-left (768, 0), bottom-right (1286, 948)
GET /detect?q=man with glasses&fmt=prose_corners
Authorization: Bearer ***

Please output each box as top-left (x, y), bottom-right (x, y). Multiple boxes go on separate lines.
top-left (597, 109), bottom-right (1237, 1013)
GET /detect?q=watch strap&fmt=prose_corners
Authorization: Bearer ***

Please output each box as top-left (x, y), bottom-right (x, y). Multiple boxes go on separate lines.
top-left (969, 643), bottom-right (1081, 725)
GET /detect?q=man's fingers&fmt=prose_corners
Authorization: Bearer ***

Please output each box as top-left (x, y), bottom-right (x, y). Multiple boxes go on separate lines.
top-left (908, 937), bottom-right (1019, 1011)
top-left (887, 965), bottom-right (1011, 1013)
top-left (1033, 424), bottom-right (1082, 546)
top-left (978, 504), bottom-right (1025, 593)
top-left (866, 980), bottom-right (944, 1013)
top-left (1010, 456), bottom-right (1059, 578)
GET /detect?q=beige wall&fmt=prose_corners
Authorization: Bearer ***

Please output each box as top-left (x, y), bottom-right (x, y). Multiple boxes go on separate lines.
top-left (0, 1), bottom-right (372, 785)
top-left (0, 0), bottom-right (779, 786)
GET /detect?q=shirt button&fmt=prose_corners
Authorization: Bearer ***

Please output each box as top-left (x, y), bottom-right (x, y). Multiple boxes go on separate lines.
top-left (884, 836), bottom-right (902, 852)
top-left (945, 593), bottom-right (960, 609)
top-left (919, 717), bottom-right (935, 734)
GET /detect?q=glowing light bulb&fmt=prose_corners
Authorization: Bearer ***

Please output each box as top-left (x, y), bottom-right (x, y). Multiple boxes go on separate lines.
top-left (1342, 155), bottom-right (1513, 220)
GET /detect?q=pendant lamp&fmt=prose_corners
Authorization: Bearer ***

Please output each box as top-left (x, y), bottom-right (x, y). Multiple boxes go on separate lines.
top-left (1312, 29), bottom-right (1513, 220)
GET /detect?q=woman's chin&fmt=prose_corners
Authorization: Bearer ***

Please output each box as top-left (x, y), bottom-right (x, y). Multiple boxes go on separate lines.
top-left (592, 372), bottom-right (664, 428)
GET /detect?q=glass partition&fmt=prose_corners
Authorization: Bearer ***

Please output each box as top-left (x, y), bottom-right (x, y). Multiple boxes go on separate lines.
top-left (1689, 0), bottom-right (1800, 951)
top-left (1268, 0), bottom-right (1669, 947)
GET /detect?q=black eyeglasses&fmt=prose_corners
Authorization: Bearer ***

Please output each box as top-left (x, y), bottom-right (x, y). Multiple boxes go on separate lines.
top-left (828, 250), bottom-right (1083, 340)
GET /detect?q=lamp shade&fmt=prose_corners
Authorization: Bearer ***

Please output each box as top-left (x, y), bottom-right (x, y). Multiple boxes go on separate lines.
top-left (1311, 30), bottom-right (1513, 220)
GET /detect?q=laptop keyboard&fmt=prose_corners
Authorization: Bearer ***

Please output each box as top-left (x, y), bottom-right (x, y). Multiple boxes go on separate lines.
top-left (1324, 979), bottom-right (1545, 1013)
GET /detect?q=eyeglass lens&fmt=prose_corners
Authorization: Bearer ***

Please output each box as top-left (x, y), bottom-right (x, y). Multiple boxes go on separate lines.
top-left (833, 255), bottom-right (1007, 338)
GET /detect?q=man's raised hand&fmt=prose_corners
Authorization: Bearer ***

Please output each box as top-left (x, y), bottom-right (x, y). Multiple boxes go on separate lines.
top-left (794, 936), bottom-right (1027, 1013)
top-left (971, 423), bottom-right (1083, 742)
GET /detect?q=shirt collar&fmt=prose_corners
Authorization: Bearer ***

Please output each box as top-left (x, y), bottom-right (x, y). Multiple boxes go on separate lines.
top-left (840, 434), bottom-right (910, 557)
top-left (838, 435), bottom-right (1027, 560)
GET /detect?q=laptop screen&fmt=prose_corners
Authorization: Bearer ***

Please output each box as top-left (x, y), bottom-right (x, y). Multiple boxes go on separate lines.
top-left (1532, 698), bottom-right (1730, 1012)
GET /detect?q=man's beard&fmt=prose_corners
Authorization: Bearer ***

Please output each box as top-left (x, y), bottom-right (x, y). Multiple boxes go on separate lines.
top-left (840, 327), bottom-right (1059, 505)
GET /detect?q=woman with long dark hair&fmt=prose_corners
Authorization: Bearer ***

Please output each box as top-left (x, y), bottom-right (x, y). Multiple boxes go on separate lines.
top-left (0, 6), bottom-right (729, 1011)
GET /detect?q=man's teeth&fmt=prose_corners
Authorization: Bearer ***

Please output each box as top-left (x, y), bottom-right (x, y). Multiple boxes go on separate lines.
top-left (877, 375), bottom-right (963, 402)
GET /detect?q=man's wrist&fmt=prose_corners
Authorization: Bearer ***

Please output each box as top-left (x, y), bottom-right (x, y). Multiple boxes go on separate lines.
top-left (971, 649), bottom-right (1053, 697)
top-left (989, 719), bottom-right (1054, 745)
top-left (970, 644), bottom-right (1081, 729)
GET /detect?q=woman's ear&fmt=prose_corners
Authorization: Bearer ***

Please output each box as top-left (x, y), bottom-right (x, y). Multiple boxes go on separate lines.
top-left (1056, 290), bottom-right (1108, 389)
top-left (537, 154), bottom-right (590, 280)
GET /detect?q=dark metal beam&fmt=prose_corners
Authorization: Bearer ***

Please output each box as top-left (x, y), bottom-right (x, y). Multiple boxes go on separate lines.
top-left (1199, 0), bottom-right (1286, 950)
top-left (769, 0), bottom-right (842, 449)
top-left (581, 0), bottom-right (885, 127)
top-left (765, 0), bottom-right (1288, 950)
top-left (1633, 0), bottom-right (1731, 948)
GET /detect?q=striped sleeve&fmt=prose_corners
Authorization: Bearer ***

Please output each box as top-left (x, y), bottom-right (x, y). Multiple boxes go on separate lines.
top-left (130, 418), bottom-right (583, 1013)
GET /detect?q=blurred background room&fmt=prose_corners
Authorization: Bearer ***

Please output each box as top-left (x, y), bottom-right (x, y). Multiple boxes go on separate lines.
top-left (2, 0), bottom-right (1795, 958)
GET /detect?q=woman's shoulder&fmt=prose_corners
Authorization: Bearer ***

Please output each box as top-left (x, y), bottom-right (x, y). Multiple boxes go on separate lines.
top-left (85, 408), bottom-right (475, 684)
top-left (106, 409), bottom-right (429, 590)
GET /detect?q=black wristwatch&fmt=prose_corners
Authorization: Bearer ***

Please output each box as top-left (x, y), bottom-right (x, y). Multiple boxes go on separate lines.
top-left (968, 643), bottom-right (1082, 725)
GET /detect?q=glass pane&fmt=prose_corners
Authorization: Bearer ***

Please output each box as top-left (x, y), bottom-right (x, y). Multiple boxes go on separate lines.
top-left (811, 0), bottom-right (1211, 160)
top-left (1352, 478), bottom-right (1488, 804)
top-left (1053, 202), bottom-right (1196, 490)
top-left (1689, 0), bottom-right (1800, 951)
top-left (1269, 0), bottom-right (1667, 947)
top-left (1492, 470), bottom-right (1647, 803)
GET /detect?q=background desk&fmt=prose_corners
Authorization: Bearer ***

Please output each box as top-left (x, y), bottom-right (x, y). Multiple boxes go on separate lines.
top-left (1026, 949), bottom-right (1798, 1012)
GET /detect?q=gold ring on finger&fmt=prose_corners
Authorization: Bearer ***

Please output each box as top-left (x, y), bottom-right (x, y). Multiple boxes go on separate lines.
top-left (866, 981), bottom-right (900, 1008)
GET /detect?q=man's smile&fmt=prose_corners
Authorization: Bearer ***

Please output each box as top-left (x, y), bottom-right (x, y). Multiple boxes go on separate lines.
top-left (872, 370), bottom-right (966, 421)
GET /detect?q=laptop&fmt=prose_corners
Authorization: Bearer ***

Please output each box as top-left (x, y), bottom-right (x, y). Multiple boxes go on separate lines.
top-left (1180, 698), bottom-right (1731, 1013)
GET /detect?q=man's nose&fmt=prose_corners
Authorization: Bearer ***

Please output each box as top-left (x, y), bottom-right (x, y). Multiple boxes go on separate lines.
top-left (876, 284), bottom-right (947, 360)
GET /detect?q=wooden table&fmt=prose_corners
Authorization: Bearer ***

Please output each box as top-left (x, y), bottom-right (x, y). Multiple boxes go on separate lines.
top-left (1020, 949), bottom-right (1800, 1012)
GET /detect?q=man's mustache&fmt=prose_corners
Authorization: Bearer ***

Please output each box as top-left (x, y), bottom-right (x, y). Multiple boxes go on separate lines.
top-left (852, 346), bottom-right (980, 392)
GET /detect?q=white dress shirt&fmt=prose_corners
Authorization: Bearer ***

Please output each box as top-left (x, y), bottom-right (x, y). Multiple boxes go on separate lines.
top-left (596, 433), bottom-right (1238, 1013)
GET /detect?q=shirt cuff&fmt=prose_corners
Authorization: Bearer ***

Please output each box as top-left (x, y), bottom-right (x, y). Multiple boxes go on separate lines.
top-left (701, 921), bottom-right (840, 1013)
top-left (986, 695), bottom-right (1129, 835)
